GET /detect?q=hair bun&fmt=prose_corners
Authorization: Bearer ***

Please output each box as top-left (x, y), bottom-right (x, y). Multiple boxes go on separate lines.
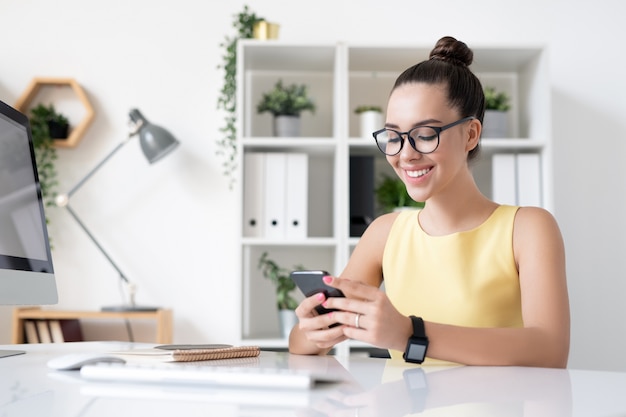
top-left (429, 36), bottom-right (473, 68)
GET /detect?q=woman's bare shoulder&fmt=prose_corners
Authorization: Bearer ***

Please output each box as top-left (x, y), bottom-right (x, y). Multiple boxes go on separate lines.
top-left (365, 211), bottom-right (402, 236)
top-left (513, 206), bottom-right (564, 256)
top-left (514, 206), bottom-right (560, 230)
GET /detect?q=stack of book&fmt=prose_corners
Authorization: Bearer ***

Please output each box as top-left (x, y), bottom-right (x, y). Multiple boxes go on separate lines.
top-left (23, 319), bottom-right (84, 343)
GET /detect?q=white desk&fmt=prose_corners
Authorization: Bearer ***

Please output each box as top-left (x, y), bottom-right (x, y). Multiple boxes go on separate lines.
top-left (1, 342), bottom-right (625, 416)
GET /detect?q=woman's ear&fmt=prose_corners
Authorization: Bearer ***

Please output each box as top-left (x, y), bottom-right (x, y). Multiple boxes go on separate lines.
top-left (465, 118), bottom-right (481, 152)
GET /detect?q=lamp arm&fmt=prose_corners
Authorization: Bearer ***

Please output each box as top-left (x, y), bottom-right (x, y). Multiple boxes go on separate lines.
top-left (56, 133), bottom-right (139, 308)
top-left (64, 204), bottom-right (131, 285)
top-left (66, 134), bottom-right (133, 198)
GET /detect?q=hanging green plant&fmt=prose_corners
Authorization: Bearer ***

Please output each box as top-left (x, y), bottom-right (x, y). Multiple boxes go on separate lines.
top-left (28, 104), bottom-right (61, 245)
top-left (216, 5), bottom-right (264, 188)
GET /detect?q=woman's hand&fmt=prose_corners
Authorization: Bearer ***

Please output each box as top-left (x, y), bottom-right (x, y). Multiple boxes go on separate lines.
top-left (291, 289), bottom-right (349, 353)
top-left (320, 275), bottom-right (413, 352)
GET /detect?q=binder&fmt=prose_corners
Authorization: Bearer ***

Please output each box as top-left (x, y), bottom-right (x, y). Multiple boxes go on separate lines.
top-left (285, 153), bottom-right (308, 239)
top-left (24, 320), bottom-right (39, 343)
top-left (49, 320), bottom-right (65, 343)
top-left (516, 153), bottom-right (542, 207)
top-left (492, 153), bottom-right (517, 205)
top-left (349, 155), bottom-right (375, 237)
top-left (263, 153), bottom-right (287, 239)
top-left (243, 153), bottom-right (266, 237)
top-left (36, 320), bottom-right (52, 343)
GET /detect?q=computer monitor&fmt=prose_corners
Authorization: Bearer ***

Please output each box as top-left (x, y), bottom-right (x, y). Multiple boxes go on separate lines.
top-left (0, 99), bottom-right (58, 358)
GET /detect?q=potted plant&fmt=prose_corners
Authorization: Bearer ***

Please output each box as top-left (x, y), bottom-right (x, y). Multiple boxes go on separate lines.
top-left (482, 86), bottom-right (511, 138)
top-left (257, 79), bottom-right (316, 137)
top-left (31, 103), bottom-right (70, 139)
top-left (217, 5), bottom-right (264, 188)
top-left (355, 105), bottom-right (383, 139)
top-left (375, 174), bottom-right (424, 213)
top-left (28, 104), bottom-right (61, 242)
top-left (258, 252), bottom-right (305, 338)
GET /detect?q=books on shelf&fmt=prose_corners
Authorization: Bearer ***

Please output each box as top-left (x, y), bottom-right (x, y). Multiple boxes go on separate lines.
top-left (23, 319), bottom-right (84, 344)
top-left (36, 320), bottom-right (52, 343)
top-left (24, 320), bottom-right (39, 343)
top-left (243, 152), bottom-right (308, 239)
top-left (491, 152), bottom-right (542, 207)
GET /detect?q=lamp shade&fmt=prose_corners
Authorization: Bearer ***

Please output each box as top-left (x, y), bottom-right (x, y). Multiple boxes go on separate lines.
top-left (129, 109), bottom-right (180, 164)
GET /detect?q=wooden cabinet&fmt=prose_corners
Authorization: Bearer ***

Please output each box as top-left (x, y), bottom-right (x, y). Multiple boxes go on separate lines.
top-left (12, 307), bottom-right (173, 344)
top-left (235, 41), bottom-right (551, 355)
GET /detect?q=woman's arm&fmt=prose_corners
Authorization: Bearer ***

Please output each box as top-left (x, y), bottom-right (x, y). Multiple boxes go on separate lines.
top-left (323, 207), bottom-right (569, 367)
top-left (422, 207), bottom-right (570, 367)
top-left (288, 213), bottom-right (397, 355)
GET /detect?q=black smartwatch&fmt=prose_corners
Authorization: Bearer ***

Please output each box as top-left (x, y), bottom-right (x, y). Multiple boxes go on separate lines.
top-left (403, 316), bottom-right (429, 364)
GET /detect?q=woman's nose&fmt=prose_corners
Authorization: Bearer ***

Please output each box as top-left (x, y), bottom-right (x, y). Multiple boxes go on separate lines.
top-left (399, 137), bottom-right (422, 160)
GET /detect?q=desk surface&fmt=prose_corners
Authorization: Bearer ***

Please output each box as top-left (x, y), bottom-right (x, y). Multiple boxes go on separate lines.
top-left (1, 342), bottom-right (625, 417)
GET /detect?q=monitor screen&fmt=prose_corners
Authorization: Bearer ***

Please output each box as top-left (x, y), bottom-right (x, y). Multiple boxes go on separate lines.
top-left (0, 99), bottom-right (58, 306)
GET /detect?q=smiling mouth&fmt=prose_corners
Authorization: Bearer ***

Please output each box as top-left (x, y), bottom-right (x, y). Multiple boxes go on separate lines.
top-left (406, 168), bottom-right (431, 178)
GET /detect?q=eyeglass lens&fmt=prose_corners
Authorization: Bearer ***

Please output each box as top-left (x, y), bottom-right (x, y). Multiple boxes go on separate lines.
top-left (375, 127), bottom-right (439, 155)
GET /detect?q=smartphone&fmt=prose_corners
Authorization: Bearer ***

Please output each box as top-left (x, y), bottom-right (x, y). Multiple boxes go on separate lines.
top-left (290, 270), bottom-right (345, 315)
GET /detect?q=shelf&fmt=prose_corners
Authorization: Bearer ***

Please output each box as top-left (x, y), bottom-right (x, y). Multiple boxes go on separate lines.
top-left (12, 307), bottom-right (173, 344)
top-left (14, 77), bottom-right (95, 148)
top-left (242, 237), bottom-right (338, 247)
top-left (236, 41), bottom-right (552, 353)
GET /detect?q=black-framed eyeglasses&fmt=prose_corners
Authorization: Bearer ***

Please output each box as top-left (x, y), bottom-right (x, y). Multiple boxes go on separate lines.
top-left (372, 116), bottom-right (475, 156)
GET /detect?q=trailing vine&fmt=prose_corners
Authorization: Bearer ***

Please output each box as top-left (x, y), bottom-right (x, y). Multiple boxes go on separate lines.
top-left (29, 104), bottom-right (61, 246)
top-left (216, 5), bottom-right (263, 188)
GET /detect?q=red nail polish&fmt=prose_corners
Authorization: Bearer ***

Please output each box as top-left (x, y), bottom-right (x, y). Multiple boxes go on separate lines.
top-left (323, 275), bottom-right (332, 284)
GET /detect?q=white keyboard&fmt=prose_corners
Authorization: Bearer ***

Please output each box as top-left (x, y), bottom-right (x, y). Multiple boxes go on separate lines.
top-left (80, 362), bottom-right (315, 389)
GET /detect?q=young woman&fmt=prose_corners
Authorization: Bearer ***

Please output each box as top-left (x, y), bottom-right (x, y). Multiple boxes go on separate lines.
top-left (289, 36), bottom-right (570, 368)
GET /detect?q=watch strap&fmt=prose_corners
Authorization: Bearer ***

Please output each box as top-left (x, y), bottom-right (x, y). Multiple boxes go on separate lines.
top-left (403, 316), bottom-right (429, 364)
top-left (410, 315), bottom-right (426, 338)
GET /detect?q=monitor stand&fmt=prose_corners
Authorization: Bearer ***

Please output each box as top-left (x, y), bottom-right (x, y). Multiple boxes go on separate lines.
top-left (0, 350), bottom-right (25, 359)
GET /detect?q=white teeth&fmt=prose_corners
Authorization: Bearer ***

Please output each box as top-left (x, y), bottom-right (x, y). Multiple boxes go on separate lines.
top-left (406, 168), bottom-right (431, 178)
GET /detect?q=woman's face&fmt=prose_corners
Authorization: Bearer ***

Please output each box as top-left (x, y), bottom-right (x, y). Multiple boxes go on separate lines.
top-left (384, 82), bottom-right (479, 204)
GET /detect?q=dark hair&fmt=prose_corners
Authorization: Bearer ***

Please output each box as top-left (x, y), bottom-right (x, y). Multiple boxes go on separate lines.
top-left (392, 36), bottom-right (485, 161)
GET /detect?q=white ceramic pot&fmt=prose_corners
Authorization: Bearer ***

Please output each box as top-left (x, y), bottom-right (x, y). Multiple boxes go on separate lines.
top-left (359, 111), bottom-right (383, 139)
top-left (482, 110), bottom-right (508, 138)
top-left (278, 309), bottom-right (298, 339)
top-left (273, 115), bottom-right (301, 137)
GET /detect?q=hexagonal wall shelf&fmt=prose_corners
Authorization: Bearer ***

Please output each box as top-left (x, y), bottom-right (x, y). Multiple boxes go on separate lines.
top-left (15, 77), bottom-right (95, 148)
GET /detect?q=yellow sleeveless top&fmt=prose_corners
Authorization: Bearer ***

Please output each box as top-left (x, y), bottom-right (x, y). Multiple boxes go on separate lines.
top-left (383, 205), bottom-right (523, 360)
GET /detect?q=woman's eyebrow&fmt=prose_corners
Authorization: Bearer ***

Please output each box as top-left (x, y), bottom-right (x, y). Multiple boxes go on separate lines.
top-left (384, 118), bottom-right (442, 129)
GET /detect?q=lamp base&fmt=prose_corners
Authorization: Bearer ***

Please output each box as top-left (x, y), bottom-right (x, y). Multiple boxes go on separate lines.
top-left (101, 305), bottom-right (160, 312)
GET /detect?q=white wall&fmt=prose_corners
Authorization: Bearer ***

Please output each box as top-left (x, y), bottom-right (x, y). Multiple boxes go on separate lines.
top-left (1, 0), bottom-right (625, 371)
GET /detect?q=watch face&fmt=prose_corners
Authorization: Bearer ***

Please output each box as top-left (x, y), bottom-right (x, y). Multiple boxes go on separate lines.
top-left (407, 343), bottom-right (427, 361)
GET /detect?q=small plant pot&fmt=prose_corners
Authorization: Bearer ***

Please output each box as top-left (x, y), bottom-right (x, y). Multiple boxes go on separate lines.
top-left (482, 110), bottom-right (508, 138)
top-left (278, 309), bottom-right (297, 339)
top-left (47, 121), bottom-right (69, 139)
top-left (273, 115), bottom-right (301, 137)
top-left (253, 21), bottom-right (280, 40)
top-left (359, 111), bottom-right (382, 139)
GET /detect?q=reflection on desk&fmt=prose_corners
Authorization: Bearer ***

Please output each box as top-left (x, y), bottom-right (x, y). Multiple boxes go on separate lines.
top-left (1, 342), bottom-right (626, 417)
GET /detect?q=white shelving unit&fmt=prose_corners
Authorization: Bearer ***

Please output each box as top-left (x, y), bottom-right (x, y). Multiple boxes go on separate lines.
top-left (235, 40), bottom-right (551, 355)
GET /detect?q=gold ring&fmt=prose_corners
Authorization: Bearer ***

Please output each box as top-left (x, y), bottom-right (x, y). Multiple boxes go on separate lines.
top-left (355, 313), bottom-right (361, 329)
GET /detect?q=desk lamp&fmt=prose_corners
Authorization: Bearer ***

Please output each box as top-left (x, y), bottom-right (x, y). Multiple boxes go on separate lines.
top-left (55, 109), bottom-right (179, 312)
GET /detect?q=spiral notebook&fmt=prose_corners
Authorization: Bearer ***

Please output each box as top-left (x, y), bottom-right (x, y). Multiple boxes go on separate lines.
top-left (109, 345), bottom-right (261, 363)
